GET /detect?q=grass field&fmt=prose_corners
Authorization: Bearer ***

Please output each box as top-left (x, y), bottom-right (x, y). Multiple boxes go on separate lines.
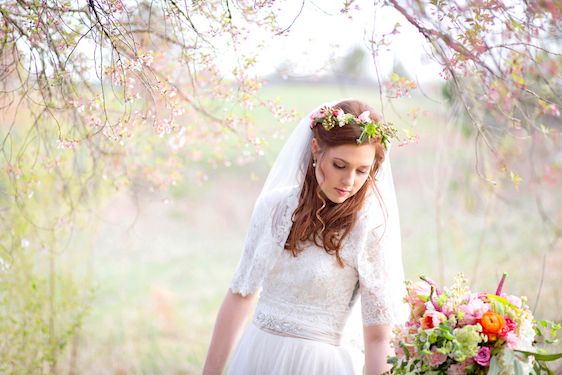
top-left (54, 83), bottom-right (561, 374)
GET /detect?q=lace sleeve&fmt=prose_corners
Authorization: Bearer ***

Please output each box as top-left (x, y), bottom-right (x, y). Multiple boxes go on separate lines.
top-left (228, 189), bottom-right (294, 297)
top-left (358, 205), bottom-right (409, 326)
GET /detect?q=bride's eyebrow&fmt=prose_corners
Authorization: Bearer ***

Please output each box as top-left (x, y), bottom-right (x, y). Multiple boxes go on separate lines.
top-left (333, 157), bottom-right (371, 169)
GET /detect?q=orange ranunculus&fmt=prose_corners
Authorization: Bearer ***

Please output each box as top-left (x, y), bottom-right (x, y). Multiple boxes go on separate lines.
top-left (479, 311), bottom-right (505, 341)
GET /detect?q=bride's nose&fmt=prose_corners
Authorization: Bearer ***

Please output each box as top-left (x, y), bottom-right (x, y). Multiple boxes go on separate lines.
top-left (341, 171), bottom-right (355, 187)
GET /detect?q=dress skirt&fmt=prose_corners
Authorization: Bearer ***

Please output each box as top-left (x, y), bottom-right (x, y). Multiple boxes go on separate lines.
top-left (227, 323), bottom-right (361, 375)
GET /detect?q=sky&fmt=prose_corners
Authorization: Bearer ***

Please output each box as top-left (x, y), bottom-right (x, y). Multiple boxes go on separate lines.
top-left (10, 1), bottom-right (443, 87)
top-left (242, 1), bottom-right (443, 83)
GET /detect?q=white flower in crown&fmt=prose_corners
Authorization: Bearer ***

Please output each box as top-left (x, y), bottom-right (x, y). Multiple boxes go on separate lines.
top-left (358, 111), bottom-right (371, 123)
top-left (334, 108), bottom-right (346, 126)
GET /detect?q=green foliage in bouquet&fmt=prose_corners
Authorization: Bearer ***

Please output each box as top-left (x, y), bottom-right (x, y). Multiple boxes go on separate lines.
top-left (386, 274), bottom-right (562, 375)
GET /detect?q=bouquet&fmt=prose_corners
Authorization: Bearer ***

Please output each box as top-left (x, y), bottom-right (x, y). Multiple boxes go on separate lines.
top-left (387, 274), bottom-right (562, 374)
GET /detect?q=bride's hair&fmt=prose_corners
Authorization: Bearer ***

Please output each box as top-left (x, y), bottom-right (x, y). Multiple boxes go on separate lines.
top-left (284, 99), bottom-right (386, 267)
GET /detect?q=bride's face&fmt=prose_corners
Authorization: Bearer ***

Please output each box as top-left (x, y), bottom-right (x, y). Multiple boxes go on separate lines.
top-left (311, 139), bottom-right (376, 204)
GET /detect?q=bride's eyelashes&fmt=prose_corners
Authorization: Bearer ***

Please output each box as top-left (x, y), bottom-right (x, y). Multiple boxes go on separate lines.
top-left (333, 162), bottom-right (345, 169)
top-left (332, 162), bottom-right (368, 175)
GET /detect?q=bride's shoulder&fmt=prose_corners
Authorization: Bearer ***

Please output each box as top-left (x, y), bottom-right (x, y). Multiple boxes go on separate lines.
top-left (357, 186), bottom-right (386, 232)
top-left (253, 185), bottom-right (299, 243)
top-left (257, 185), bottom-right (300, 209)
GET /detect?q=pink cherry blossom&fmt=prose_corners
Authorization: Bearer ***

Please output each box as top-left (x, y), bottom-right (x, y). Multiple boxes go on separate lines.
top-left (549, 104), bottom-right (560, 116)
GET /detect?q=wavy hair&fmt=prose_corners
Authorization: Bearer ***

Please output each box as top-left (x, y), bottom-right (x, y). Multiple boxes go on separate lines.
top-left (284, 99), bottom-right (386, 267)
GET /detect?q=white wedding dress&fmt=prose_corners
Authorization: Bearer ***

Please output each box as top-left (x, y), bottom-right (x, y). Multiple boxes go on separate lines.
top-left (226, 185), bottom-right (407, 375)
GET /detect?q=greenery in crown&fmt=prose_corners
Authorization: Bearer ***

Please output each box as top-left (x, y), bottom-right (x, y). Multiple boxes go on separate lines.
top-left (309, 106), bottom-right (399, 149)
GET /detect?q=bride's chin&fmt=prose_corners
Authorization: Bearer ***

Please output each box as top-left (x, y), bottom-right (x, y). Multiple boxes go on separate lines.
top-left (319, 188), bottom-right (347, 204)
top-left (327, 194), bottom-right (346, 204)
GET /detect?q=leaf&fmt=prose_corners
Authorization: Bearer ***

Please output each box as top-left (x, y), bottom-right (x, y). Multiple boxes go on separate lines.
top-left (511, 73), bottom-right (526, 85)
top-left (510, 19), bottom-right (523, 29)
top-left (486, 294), bottom-right (513, 306)
top-left (536, 326), bottom-right (544, 337)
top-left (442, 330), bottom-right (455, 341)
top-left (487, 294), bottom-right (511, 315)
top-left (515, 350), bottom-right (562, 361)
top-left (514, 359), bottom-right (524, 375)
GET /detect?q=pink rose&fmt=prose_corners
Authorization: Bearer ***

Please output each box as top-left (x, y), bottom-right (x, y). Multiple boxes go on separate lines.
top-left (310, 112), bottom-right (324, 120)
top-left (474, 346), bottom-right (491, 366)
top-left (309, 112), bottom-right (325, 129)
top-left (358, 111), bottom-right (371, 123)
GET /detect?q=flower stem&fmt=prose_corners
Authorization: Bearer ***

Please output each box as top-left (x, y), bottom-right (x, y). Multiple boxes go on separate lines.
top-left (495, 272), bottom-right (508, 296)
top-left (420, 275), bottom-right (442, 295)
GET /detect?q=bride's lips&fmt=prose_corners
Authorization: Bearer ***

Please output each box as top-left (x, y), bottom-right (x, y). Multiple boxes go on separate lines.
top-left (335, 188), bottom-right (350, 196)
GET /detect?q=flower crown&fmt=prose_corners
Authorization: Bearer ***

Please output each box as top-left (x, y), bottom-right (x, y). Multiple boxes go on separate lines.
top-left (309, 106), bottom-right (398, 149)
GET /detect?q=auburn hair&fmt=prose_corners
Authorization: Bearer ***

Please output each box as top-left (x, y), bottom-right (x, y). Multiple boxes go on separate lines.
top-left (284, 99), bottom-right (386, 267)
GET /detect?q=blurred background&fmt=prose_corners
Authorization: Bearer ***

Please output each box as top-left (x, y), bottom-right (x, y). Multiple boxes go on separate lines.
top-left (1, 1), bottom-right (560, 374)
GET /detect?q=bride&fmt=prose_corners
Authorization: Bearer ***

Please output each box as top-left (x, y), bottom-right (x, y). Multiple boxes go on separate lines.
top-left (203, 99), bottom-right (409, 375)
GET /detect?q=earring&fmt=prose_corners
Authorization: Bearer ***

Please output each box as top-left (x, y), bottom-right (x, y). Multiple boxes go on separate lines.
top-left (312, 159), bottom-right (317, 167)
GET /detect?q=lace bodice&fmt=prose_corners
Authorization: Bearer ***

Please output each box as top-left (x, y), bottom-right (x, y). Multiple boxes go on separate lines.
top-left (229, 186), bottom-right (406, 345)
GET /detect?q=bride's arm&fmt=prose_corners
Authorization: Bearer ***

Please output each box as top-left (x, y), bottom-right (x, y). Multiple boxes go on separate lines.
top-left (363, 324), bottom-right (393, 375)
top-left (202, 289), bottom-right (258, 375)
